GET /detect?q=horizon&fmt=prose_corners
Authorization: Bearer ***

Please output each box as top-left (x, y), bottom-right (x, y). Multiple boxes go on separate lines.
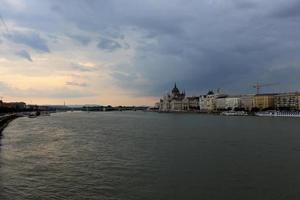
top-left (1, 0), bottom-right (300, 105)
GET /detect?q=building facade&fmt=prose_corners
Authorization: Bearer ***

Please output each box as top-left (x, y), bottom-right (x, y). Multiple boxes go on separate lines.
top-left (216, 97), bottom-right (226, 110)
top-left (159, 84), bottom-right (201, 112)
top-left (199, 91), bottom-right (227, 112)
top-left (199, 92), bottom-right (216, 112)
top-left (2, 102), bottom-right (26, 110)
top-left (215, 96), bottom-right (241, 110)
top-left (298, 95), bottom-right (300, 110)
top-left (225, 96), bottom-right (241, 110)
top-left (253, 94), bottom-right (276, 110)
top-left (159, 83), bottom-right (185, 111)
top-left (274, 92), bottom-right (300, 110)
top-left (0, 101), bottom-right (26, 112)
top-left (182, 97), bottom-right (200, 111)
top-left (240, 95), bottom-right (254, 111)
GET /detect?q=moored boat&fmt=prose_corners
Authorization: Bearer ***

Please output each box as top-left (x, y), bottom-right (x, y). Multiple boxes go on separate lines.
top-left (255, 111), bottom-right (300, 117)
top-left (221, 111), bottom-right (248, 116)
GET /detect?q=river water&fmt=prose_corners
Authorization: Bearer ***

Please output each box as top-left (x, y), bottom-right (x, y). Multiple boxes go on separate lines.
top-left (1, 111), bottom-right (300, 200)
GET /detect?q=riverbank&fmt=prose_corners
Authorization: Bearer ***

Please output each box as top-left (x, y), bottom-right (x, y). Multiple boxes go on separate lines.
top-left (0, 114), bottom-right (21, 136)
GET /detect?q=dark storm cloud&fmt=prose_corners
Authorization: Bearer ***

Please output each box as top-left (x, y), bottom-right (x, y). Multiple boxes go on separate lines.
top-left (97, 38), bottom-right (122, 52)
top-left (5, 32), bottom-right (50, 52)
top-left (233, 1), bottom-right (257, 10)
top-left (16, 49), bottom-right (32, 62)
top-left (2, 0), bottom-right (300, 98)
top-left (271, 0), bottom-right (300, 18)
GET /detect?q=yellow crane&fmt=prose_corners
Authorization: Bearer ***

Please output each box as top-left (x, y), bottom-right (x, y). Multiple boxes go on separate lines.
top-left (252, 82), bottom-right (279, 94)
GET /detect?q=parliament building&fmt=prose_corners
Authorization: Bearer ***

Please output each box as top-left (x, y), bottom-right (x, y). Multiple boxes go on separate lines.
top-left (159, 83), bottom-right (199, 112)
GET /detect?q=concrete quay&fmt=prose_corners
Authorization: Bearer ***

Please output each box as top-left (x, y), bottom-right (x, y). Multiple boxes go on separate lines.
top-left (0, 114), bottom-right (20, 136)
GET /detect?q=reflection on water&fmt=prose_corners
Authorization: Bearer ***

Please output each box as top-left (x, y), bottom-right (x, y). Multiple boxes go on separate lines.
top-left (1, 112), bottom-right (300, 200)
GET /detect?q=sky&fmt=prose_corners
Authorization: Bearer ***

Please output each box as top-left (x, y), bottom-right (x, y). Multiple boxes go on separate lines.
top-left (0, 0), bottom-right (300, 106)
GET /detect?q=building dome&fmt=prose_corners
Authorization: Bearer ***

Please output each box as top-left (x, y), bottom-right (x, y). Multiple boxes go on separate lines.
top-left (207, 90), bottom-right (214, 95)
top-left (172, 83), bottom-right (180, 94)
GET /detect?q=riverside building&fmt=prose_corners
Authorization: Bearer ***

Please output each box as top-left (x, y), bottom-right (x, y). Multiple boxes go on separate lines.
top-left (159, 83), bottom-right (200, 112)
top-left (216, 96), bottom-right (241, 111)
top-left (159, 83), bottom-right (186, 111)
top-left (216, 97), bottom-right (227, 111)
top-left (199, 91), bottom-right (216, 112)
top-left (183, 97), bottom-right (200, 111)
top-left (299, 95), bottom-right (300, 110)
top-left (274, 92), bottom-right (300, 110)
top-left (157, 84), bottom-right (300, 112)
top-left (224, 96), bottom-right (241, 110)
top-left (253, 94), bottom-right (276, 110)
top-left (199, 91), bottom-right (227, 112)
top-left (2, 102), bottom-right (26, 110)
top-left (240, 95), bottom-right (254, 111)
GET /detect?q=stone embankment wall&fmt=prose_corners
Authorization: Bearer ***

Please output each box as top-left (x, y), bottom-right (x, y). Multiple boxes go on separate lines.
top-left (0, 114), bottom-right (19, 136)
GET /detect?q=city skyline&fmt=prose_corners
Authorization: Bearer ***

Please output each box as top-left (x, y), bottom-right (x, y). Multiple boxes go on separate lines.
top-left (1, 0), bottom-right (300, 105)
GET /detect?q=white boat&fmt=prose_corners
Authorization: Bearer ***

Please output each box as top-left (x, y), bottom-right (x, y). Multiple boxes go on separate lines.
top-left (255, 111), bottom-right (300, 117)
top-left (221, 111), bottom-right (248, 116)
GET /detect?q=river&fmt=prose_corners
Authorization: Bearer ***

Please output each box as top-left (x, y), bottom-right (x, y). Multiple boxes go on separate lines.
top-left (1, 111), bottom-right (300, 200)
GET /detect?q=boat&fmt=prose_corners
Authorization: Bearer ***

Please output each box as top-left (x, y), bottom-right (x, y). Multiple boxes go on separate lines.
top-left (27, 111), bottom-right (40, 118)
top-left (220, 111), bottom-right (248, 116)
top-left (255, 111), bottom-right (300, 117)
top-left (28, 112), bottom-right (37, 118)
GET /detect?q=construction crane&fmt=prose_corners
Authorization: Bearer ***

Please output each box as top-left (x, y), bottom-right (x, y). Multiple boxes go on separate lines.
top-left (252, 82), bottom-right (279, 94)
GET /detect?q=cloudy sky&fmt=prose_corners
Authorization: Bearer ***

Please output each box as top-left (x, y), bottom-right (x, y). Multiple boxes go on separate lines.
top-left (0, 0), bottom-right (300, 105)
